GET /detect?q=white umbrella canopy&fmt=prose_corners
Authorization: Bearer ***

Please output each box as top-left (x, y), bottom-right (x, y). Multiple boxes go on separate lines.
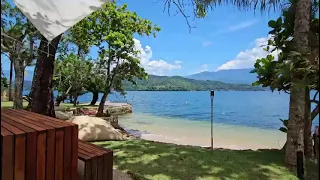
top-left (13, 0), bottom-right (110, 42)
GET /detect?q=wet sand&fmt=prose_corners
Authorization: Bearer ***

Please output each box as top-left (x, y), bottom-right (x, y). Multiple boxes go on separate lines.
top-left (118, 113), bottom-right (286, 150)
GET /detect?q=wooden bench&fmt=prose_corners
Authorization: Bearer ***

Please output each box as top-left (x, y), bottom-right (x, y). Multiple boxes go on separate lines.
top-left (1, 109), bottom-right (78, 180)
top-left (78, 140), bottom-right (113, 180)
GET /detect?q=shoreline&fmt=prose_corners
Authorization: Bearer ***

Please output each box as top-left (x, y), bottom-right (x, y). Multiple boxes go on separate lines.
top-left (118, 113), bottom-right (287, 150)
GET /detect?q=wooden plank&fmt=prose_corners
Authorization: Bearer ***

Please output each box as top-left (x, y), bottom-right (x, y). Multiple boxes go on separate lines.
top-left (36, 132), bottom-right (47, 180)
top-left (46, 129), bottom-right (56, 180)
top-left (97, 155), bottom-right (104, 180)
top-left (1, 120), bottom-right (25, 135)
top-left (79, 140), bottom-right (113, 154)
top-left (70, 125), bottom-right (78, 180)
top-left (1, 126), bottom-right (14, 180)
top-left (78, 141), bottom-right (106, 156)
top-left (2, 112), bottom-right (47, 131)
top-left (6, 109), bottom-right (75, 126)
top-left (2, 111), bottom-right (56, 180)
top-left (7, 109), bottom-right (61, 180)
top-left (84, 159), bottom-right (92, 180)
top-left (1, 115), bottom-right (38, 180)
top-left (91, 157), bottom-right (98, 180)
top-left (6, 110), bottom-right (57, 180)
top-left (103, 151), bottom-right (113, 180)
top-left (63, 126), bottom-right (72, 180)
top-left (78, 141), bottom-right (114, 180)
top-left (78, 150), bottom-right (92, 161)
top-left (6, 109), bottom-right (65, 128)
top-left (1, 121), bottom-right (27, 180)
top-left (55, 129), bottom-right (64, 180)
top-left (15, 134), bottom-right (26, 180)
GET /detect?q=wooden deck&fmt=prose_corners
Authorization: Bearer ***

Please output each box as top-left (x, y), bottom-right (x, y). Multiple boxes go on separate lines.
top-left (1, 109), bottom-right (79, 180)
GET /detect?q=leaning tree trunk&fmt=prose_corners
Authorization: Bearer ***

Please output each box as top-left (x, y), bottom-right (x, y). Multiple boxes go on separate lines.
top-left (285, 0), bottom-right (312, 167)
top-left (90, 91), bottom-right (99, 105)
top-left (73, 93), bottom-right (78, 107)
top-left (30, 35), bottom-right (61, 117)
top-left (8, 60), bottom-right (13, 101)
top-left (304, 88), bottom-right (313, 159)
top-left (12, 59), bottom-right (25, 109)
top-left (96, 92), bottom-right (108, 117)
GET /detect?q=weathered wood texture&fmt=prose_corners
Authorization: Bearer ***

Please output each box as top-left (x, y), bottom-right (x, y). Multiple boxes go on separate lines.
top-left (1, 109), bottom-right (78, 180)
top-left (78, 140), bottom-right (113, 180)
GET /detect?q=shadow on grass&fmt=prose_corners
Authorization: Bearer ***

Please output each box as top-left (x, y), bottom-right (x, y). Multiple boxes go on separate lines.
top-left (94, 140), bottom-right (304, 180)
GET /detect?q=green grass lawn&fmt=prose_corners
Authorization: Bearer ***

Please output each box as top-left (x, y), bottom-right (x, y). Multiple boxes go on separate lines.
top-left (1, 101), bottom-right (29, 108)
top-left (94, 140), bottom-right (318, 180)
top-left (0, 101), bottom-right (95, 109)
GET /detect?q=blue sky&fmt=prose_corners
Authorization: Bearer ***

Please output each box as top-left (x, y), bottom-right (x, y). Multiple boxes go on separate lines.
top-left (2, 0), bottom-right (281, 76)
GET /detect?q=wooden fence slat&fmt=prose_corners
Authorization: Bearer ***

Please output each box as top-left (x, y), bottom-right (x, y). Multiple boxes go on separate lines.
top-left (15, 134), bottom-right (26, 180)
top-left (63, 126), bottom-right (72, 180)
top-left (1, 115), bottom-right (38, 180)
top-left (84, 160), bottom-right (92, 180)
top-left (36, 132), bottom-right (47, 180)
top-left (1, 126), bottom-right (14, 180)
top-left (71, 125), bottom-right (79, 180)
top-left (55, 129), bottom-right (64, 180)
top-left (97, 155), bottom-right (104, 180)
top-left (103, 151), bottom-right (113, 180)
top-left (1, 121), bottom-right (26, 180)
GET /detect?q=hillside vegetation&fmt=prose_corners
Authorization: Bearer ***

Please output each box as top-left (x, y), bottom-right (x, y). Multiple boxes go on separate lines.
top-left (124, 75), bottom-right (266, 91)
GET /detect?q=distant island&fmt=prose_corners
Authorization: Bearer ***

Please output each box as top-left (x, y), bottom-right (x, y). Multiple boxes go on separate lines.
top-left (16, 71), bottom-right (265, 91)
top-left (124, 75), bottom-right (267, 91)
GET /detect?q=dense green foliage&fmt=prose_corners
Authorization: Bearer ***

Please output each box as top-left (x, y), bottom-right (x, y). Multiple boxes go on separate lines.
top-left (251, 0), bottom-right (319, 93)
top-left (53, 2), bottom-right (160, 110)
top-left (251, 0), bottom-right (319, 127)
top-left (1, 64), bottom-right (8, 89)
top-left (53, 53), bottom-right (93, 104)
top-left (250, 0), bottom-right (319, 163)
top-left (124, 75), bottom-right (267, 91)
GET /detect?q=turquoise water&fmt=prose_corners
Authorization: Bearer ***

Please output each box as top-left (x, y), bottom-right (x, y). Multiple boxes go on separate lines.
top-left (88, 91), bottom-right (318, 131)
top-left (23, 90), bottom-right (319, 148)
top-left (23, 90), bottom-right (319, 131)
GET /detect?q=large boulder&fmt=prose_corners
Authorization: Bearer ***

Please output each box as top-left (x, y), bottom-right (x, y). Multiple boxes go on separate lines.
top-left (68, 116), bottom-right (125, 141)
top-left (55, 111), bottom-right (73, 120)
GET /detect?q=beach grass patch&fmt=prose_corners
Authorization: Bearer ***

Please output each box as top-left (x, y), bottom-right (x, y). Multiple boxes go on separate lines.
top-left (94, 139), bottom-right (312, 180)
top-left (1, 101), bottom-right (28, 108)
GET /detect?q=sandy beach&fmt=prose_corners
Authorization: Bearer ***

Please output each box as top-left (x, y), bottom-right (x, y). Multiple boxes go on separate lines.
top-left (118, 113), bottom-right (287, 150)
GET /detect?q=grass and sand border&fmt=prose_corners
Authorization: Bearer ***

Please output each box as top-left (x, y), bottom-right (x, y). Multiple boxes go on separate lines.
top-left (94, 139), bottom-right (318, 180)
top-left (1, 101), bottom-right (318, 179)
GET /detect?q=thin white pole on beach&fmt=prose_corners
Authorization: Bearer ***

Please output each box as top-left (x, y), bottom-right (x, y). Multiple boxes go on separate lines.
top-left (210, 90), bottom-right (214, 150)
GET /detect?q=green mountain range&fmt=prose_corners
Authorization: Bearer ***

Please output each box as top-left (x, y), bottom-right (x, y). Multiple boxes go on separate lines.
top-left (124, 75), bottom-right (266, 91)
top-left (14, 73), bottom-right (265, 91)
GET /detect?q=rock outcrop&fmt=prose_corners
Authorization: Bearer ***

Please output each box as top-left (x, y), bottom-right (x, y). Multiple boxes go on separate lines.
top-left (68, 116), bottom-right (125, 141)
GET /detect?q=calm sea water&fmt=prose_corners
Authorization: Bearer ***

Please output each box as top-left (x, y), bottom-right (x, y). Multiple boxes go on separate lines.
top-left (23, 90), bottom-right (319, 131)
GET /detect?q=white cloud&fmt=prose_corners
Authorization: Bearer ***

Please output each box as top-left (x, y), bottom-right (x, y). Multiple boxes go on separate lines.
top-left (133, 39), bottom-right (182, 75)
top-left (202, 41), bottom-right (212, 47)
top-left (216, 36), bottom-right (280, 71)
top-left (211, 20), bottom-right (258, 36)
top-left (199, 64), bottom-right (209, 72)
top-left (227, 20), bottom-right (258, 32)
